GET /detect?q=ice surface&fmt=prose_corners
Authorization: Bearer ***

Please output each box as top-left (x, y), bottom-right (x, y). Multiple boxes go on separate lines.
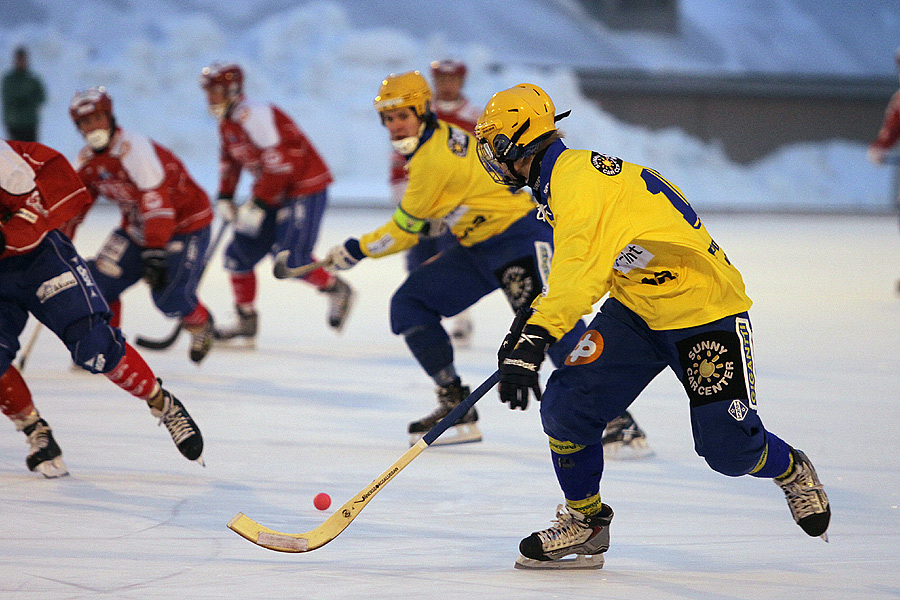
top-left (2, 206), bottom-right (898, 599)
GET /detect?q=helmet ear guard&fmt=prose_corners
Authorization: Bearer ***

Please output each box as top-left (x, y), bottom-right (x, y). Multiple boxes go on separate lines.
top-left (475, 84), bottom-right (567, 187)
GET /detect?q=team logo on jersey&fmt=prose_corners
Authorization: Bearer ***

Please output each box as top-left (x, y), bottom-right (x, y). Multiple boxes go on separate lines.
top-left (676, 330), bottom-right (749, 407)
top-left (590, 152), bottom-right (622, 176)
top-left (565, 330), bottom-right (604, 365)
top-left (447, 127), bottom-right (469, 157)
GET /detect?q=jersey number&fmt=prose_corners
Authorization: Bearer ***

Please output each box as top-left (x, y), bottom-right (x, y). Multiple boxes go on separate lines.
top-left (640, 168), bottom-right (701, 229)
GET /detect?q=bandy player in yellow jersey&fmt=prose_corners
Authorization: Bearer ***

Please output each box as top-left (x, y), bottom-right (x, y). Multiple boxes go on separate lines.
top-left (474, 84), bottom-right (831, 569)
top-left (320, 71), bottom-right (595, 445)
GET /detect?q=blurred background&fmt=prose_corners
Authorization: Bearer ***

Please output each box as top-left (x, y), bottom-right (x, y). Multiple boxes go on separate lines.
top-left (3, 0), bottom-right (899, 211)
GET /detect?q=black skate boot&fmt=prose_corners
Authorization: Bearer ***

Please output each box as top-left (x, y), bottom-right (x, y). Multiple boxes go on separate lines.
top-left (214, 305), bottom-right (257, 346)
top-left (21, 417), bottom-right (68, 478)
top-left (407, 379), bottom-right (480, 446)
top-left (601, 411), bottom-right (653, 459)
top-left (149, 380), bottom-right (204, 464)
top-left (323, 276), bottom-right (355, 331)
top-left (186, 314), bottom-right (215, 364)
top-left (775, 448), bottom-right (830, 540)
top-left (516, 503), bottom-right (614, 570)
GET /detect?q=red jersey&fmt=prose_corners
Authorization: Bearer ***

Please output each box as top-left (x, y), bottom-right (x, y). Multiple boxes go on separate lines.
top-left (871, 89), bottom-right (900, 152)
top-left (74, 128), bottom-right (213, 249)
top-left (389, 96), bottom-right (482, 190)
top-left (217, 100), bottom-right (332, 206)
top-left (1, 140), bottom-right (92, 259)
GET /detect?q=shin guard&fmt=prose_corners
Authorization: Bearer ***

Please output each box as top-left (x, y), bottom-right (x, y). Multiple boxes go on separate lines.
top-left (104, 343), bottom-right (159, 401)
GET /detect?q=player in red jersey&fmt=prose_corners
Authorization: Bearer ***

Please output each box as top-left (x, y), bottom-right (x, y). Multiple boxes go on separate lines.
top-left (1, 139), bottom-right (204, 476)
top-left (69, 87), bottom-right (217, 364)
top-left (200, 62), bottom-right (354, 343)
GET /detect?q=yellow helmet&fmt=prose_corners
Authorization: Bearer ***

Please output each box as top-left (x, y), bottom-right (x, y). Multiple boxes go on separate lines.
top-left (475, 83), bottom-right (564, 186)
top-left (374, 71), bottom-right (433, 119)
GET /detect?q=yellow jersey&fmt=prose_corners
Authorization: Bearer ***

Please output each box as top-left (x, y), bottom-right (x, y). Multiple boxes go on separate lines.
top-left (358, 119), bottom-right (534, 258)
top-left (529, 144), bottom-right (752, 340)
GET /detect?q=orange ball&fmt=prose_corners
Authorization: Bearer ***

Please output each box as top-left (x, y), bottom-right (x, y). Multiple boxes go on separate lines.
top-left (314, 492), bottom-right (331, 511)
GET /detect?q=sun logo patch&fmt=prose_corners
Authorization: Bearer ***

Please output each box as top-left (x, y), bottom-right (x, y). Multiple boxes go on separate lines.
top-left (590, 152), bottom-right (622, 176)
top-left (565, 330), bottom-right (604, 365)
top-left (676, 330), bottom-right (749, 407)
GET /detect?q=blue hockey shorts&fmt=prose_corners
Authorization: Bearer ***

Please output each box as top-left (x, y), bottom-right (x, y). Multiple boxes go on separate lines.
top-left (224, 191), bottom-right (327, 274)
top-left (1, 231), bottom-right (125, 374)
top-left (541, 297), bottom-right (777, 477)
top-left (89, 225), bottom-right (210, 319)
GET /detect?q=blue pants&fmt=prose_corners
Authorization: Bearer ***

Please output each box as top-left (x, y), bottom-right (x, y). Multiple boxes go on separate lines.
top-left (391, 212), bottom-right (587, 377)
top-left (541, 297), bottom-right (791, 500)
top-left (224, 191), bottom-right (327, 274)
top-left (0, 231), bottom-right (125, 375)
top-left (89, 226), bottom-right (210, 319)
top-left (406, 229), bottom-right (458, 273)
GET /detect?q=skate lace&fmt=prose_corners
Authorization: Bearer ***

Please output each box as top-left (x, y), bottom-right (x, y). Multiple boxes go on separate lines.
top-left (158, 402), bottom-right (195, 445)
top-left (535, 505), bottom-right (589, 548)
top-left (780, 466), bottom-right (826, 517)
top-left (26, 424), bottom-right (51, 452)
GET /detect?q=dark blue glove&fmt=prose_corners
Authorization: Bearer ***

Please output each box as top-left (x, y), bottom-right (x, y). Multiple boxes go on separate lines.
top-left (141, 248), bottom-right (168, 291)
top-left (498, 323), bottom-right (554, 410)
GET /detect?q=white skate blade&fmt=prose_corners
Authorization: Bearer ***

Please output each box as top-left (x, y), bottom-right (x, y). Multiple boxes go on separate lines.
top-left (603, 438), bottom-right (654, 460)
top-left (35, 456), bottom-right (69, 478)
top-left (212, 337), bottom-right (256, 350)
top-left (409, 423), bottom-right (482, 447)
top-left (514, 553), bottom-right (605, 570)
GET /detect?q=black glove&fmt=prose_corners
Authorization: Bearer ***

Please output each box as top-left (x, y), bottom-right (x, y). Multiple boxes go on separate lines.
top-left (141, 248), bottom-right (169, 291)
top-left (498, 307), bottom-right (533, 363)
top-left (498, 323), bottom-right (554, 410)
top-left (0, 226), bottom-right (5, 252)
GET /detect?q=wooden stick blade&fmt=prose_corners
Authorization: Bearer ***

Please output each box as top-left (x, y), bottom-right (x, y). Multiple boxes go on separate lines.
top-left (272, 250), bottom-right (325, 279)
top-left (228, 440), bottom-right (428, 553)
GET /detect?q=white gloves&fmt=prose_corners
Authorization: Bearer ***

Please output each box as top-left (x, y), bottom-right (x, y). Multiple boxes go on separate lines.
top-left (324, 242), bottom-right (361, 271)
top-left (234, 198), bottom-right (267, 236)
top-left (867, 146), bottom-right (886, 165)
top-left (217, 196), bottom-right (237, 223)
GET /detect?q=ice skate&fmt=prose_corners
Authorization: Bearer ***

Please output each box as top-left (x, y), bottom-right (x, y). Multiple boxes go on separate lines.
top-left (602, 411), bottom-right (653, 460)
top-left (775, 448), bottom-right (830, 540)
top-left (149, 381), bottom-right (204, 464)
top-left (214, 305), bottom-right (257, 348)
top-left (22, 418), bottom-right (69, 478)
top-left (449, 311), bottom-right (474, 348)
top-left (323, 276), bottom-right (355, 331)
top-left (408, 379), bottom-right (481, 446)
top-left (515, 503), bottom-right (613, 570)
top-left (185, 314), bottom-right (215, 364)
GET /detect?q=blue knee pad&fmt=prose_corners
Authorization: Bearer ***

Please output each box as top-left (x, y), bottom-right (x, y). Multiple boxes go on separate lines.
top-left (691, 401), bottom-right (768, 476)
top-left (62, 314), bottom-right (127, 374)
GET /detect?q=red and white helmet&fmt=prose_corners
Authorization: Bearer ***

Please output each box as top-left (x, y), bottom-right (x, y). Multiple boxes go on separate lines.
top-left (430, 59), bottom-right (467, 79)
top-left (69, 87), bottom-right (113, 124)
top-left (200, 62), bottom-right (243, 96)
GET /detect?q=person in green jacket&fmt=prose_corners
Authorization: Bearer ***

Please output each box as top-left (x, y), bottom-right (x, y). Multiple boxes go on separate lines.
top-left (2, 47), bottom-right (46, 142)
